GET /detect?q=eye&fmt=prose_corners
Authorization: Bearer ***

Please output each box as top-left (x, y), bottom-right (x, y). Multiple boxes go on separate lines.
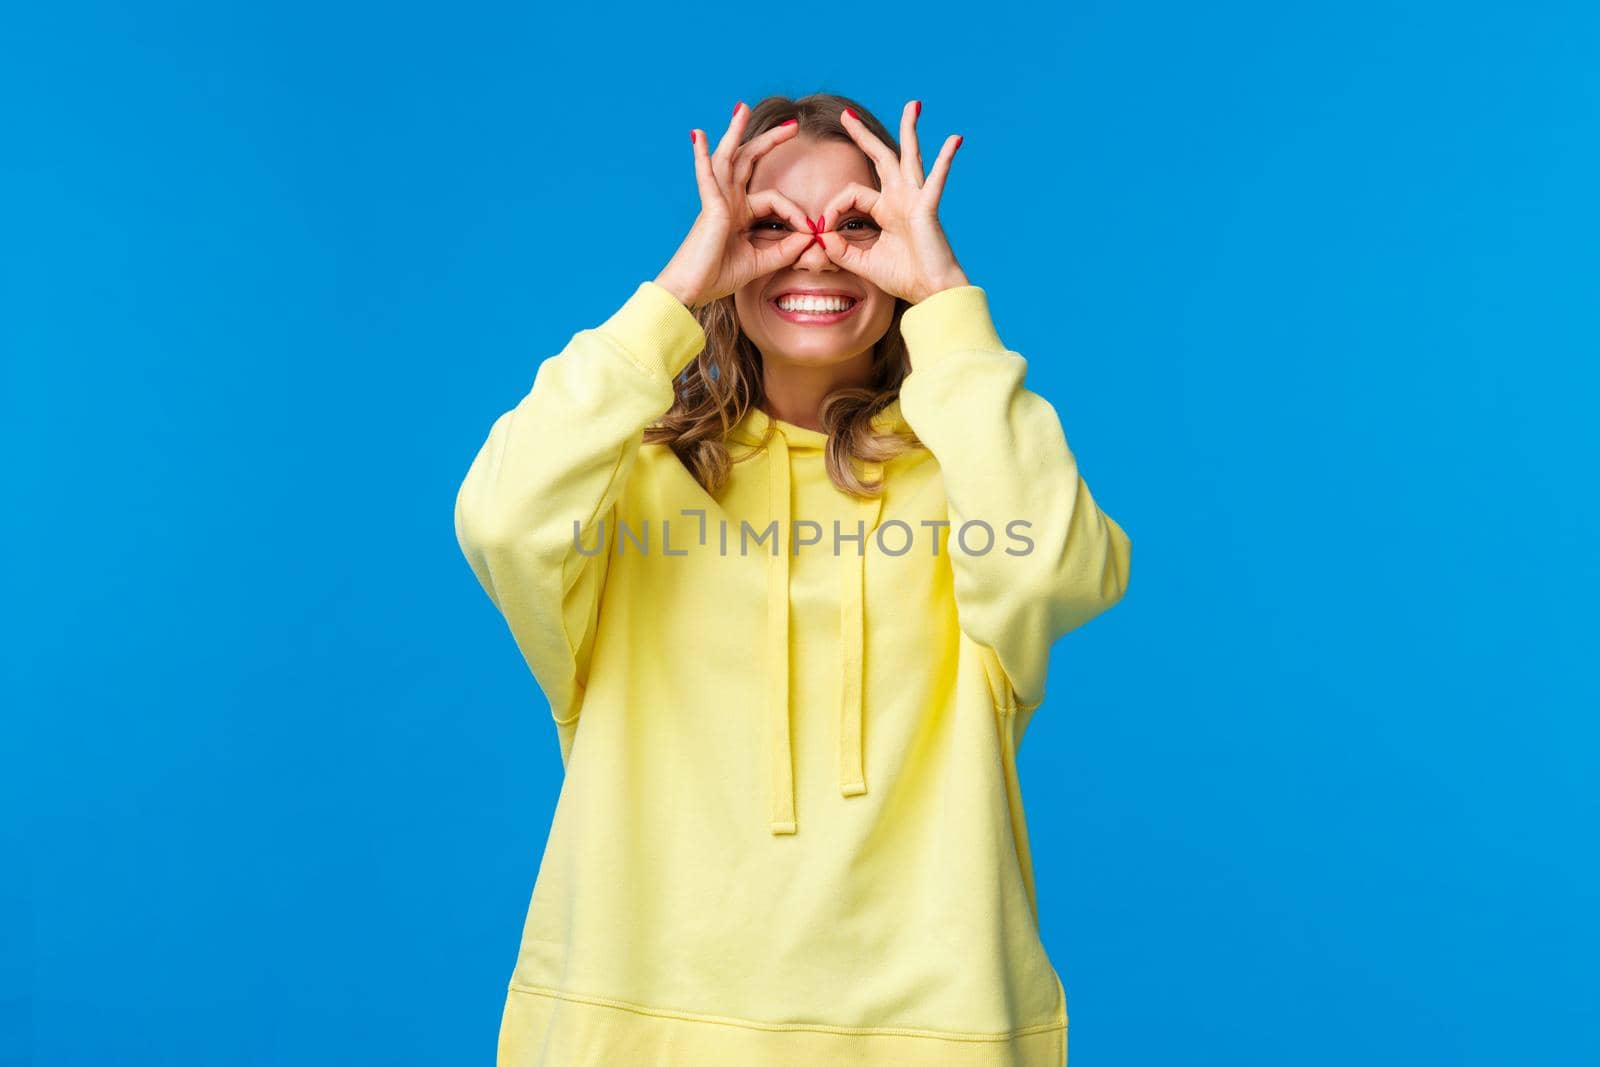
top-left (747, 217), bottom-right (795, 242)
top-left (838, 215), bottom-right (881, 235)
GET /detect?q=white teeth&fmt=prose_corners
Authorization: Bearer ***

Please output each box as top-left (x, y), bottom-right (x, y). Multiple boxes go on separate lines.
top-left (776, 295), bottom-right (855, 313)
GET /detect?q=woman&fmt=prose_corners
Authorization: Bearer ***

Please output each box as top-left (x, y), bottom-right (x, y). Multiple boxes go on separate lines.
top-left (454, 92), bottom-right (1132, 1066)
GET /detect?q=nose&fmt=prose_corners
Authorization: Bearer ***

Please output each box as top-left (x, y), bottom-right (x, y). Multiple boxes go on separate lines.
top-left (795, 215), bottom-right (836, 270)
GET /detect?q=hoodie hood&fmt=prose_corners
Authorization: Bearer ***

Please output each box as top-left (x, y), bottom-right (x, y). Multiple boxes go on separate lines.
top-left (727, 398), bottom-right (911, 835)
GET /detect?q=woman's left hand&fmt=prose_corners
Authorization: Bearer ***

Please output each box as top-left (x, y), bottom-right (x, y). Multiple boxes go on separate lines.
top-left (812, 101), bottom-right (971, 305)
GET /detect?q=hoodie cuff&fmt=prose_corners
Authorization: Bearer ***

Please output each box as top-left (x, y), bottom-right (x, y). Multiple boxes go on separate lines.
top-left (898, 285), bottom-right (1007, 372)
top-left (594, 280), bottom-right (708, 383)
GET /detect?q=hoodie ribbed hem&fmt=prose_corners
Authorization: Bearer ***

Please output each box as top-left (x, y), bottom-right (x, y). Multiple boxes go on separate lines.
top-left (898, 285), bottom-right (1008, 371)
top-left (592, 280), bottom-right (707, 382)
top-left (498, 980), bottom-right (1068, 1066)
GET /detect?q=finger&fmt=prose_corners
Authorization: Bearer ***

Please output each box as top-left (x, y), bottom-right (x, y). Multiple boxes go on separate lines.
top-left (922, 133), bottom-right (962, 210)
top-left (745, 188), bottom-right (812, 234)
top-left (818, 226), bottom-right (868, 274)
top-left (730, 119), bottom-right (800, 194)
top-left (817, 182), bottom-right (882, 231)
top-left (740, 189), bottom-right (819, 274)
top-left (712, 102), bottom-right (753, 192)
top-left (838, 106), bottom-right (904, 186)
top-left (752, 230), bottom-right (818, 275)
top-left (900, 100), bottom-right (924, 187)
top-left (689, 129), bottom-right (724, 211)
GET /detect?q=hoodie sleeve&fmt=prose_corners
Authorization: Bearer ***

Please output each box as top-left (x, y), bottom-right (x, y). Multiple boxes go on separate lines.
top-left (896, 284), bottom-right (1132, 715)
top-left (453, 280), bottom-right (706, 742)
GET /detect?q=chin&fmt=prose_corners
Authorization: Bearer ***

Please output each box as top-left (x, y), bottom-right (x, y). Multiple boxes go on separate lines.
top-left (764, 341), bottom-right (863, 367)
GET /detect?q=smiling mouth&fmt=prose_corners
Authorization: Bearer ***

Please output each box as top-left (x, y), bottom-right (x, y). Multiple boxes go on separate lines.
top-left (769, 295), bottom-right (861, 324)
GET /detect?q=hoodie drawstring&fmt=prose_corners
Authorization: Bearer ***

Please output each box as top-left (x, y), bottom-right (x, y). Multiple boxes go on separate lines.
top-left (766, 429), bottom-right (796, 834)
top-left (837, 462), bottom-right (882, 801)
top-left (764, 424), bottom-right (884, 836)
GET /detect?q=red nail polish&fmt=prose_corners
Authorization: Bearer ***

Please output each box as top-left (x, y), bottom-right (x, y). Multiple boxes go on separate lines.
top-left (781, 118), bottom-right (797, 127)
top-left (733, 101), bottom-right (743, 117)
top-left (844, 107), bottom-right (858, 121)
top-left (914, 100), bottom-right (921, 118)
top-left (954, 134), bottom-right (963, 149)
top-left (689, 129), bottom-right (696, 144)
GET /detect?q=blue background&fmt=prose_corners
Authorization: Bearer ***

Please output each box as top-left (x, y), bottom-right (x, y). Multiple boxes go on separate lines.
top-left (6, 1), bottom-right (1597, 1064)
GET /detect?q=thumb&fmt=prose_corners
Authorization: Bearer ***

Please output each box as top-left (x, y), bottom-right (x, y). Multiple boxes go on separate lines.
top-left (756, 230), bottom-right (818, 275)
top-left (820, 230), bottom-right (864, 273)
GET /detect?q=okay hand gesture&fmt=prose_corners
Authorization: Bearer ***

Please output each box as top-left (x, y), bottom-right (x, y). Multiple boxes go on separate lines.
top-left (812, 101), bottom-right (971, 305)
top-left (655, 105), bottom-right (817, 309)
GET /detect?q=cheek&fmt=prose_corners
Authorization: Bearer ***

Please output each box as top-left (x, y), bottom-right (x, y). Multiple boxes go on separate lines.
top-left (867, 294), bottom-right (897, 328)
top-left (736, 298), bottom-right (779, 350)
top-left (732, 292), bottom-right (762, 331)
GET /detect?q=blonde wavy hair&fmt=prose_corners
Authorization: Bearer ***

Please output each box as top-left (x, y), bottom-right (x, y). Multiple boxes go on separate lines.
top-left (643, 92), bottom-right (924, 499)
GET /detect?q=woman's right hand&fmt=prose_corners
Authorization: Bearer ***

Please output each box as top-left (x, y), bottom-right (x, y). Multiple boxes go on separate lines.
top-left (654, 106), bottom-right (818, 308)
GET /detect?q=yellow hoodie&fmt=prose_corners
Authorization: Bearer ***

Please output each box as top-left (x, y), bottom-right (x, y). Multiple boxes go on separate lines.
top-left (454, 279), bottom-right (1132, 1066)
